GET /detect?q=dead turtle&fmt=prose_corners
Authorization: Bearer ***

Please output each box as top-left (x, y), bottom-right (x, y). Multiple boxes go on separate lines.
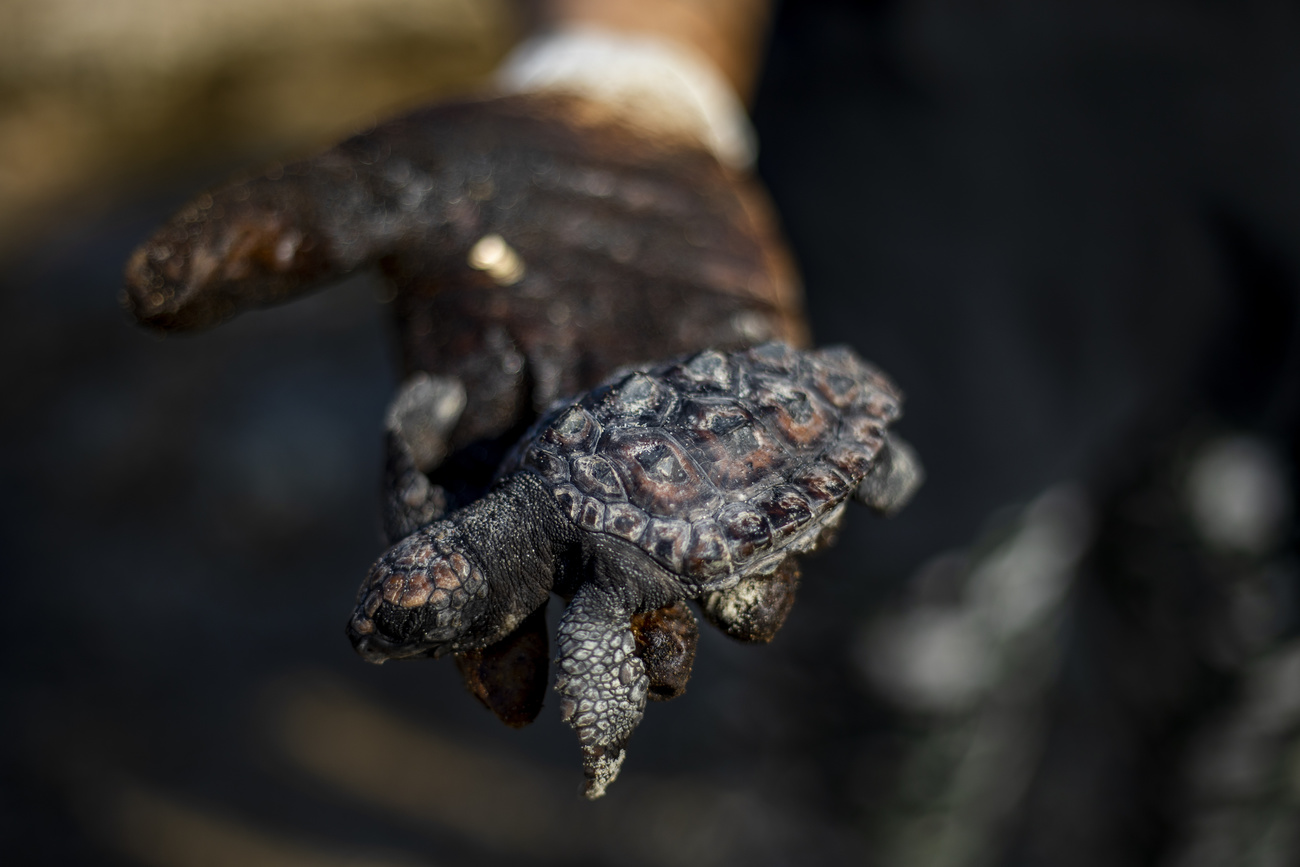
top-left (348, 341), bottom-right (921, 797)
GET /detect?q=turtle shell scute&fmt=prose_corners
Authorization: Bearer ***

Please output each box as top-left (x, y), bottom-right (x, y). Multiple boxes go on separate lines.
top-left (790, 463), bottom-right (852, 512)
top-left (810, 364), bottom-right (862, 409)
top-left (745, 341), bottom-right (802, 376)
top-left (577, 496), bottom-right (605, 532)
top-left (522, 445), bottom-right (569, 483)
top-left (823, 442), bottom-right (879, 479)
top-left (605, 429), bottom-right (721, 519)
top-left (684, 520), bottom-right (731, 579)
top-left (716, 502), bottom-right (772, 561)
top-left (672, 399), bottom-right (790, 493)
top-left (586, 372), bottom-right (676, 427)
top-left (644, 518), bottom-right (692, 572)
top-left (663, 350), bottom-right (738, 395)
top-left (843, 413), bottom-right (885, 447)
top-left (571, 454), bottom-right (627, 501)
top-left (754, 485), bottom-right (814, 542)
top-left (552, 483), bottom-right (582, 522)
top-left (604, 502), bottom-right (650, 543)
top-left (746, 376), bottom-right (837, 451)
top-left (541, 405), bottom-right (601, 453)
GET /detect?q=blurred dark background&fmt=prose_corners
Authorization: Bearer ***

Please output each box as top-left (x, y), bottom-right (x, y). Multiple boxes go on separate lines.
top-left (2, 1), bottom-right (1298, 865)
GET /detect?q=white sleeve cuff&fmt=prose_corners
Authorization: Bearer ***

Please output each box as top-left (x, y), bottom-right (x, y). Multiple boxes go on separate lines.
top-left (494, 26), bottom-right (758, 171)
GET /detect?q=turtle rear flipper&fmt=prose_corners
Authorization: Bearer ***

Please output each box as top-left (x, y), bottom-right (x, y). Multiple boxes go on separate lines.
top-left (854, 436), bottom-right (924, 517)
top-left (702, 557), bottom-right (801, 643)
top-left (454, 602), bottom-right (550, 728)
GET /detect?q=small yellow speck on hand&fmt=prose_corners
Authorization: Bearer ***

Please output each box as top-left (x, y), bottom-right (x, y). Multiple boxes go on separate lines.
top-left (468, 234), bottom-right (525, 286)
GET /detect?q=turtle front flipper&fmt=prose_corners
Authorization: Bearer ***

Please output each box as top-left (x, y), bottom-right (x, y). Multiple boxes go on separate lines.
top-left (555, 582), bottom-right (651, 799)
top-left (455, 601), bottom-right (550, 728)
top-left (382, 373), bottom-right (467, 544)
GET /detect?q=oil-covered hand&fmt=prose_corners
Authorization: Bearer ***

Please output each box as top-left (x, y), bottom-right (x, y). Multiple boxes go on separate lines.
top-left (124, 91), bottom-right (805, 432)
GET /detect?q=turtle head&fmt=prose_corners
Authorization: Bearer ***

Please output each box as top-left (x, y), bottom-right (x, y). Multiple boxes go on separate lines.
top-left (346, 522), bottom-right (489, 663)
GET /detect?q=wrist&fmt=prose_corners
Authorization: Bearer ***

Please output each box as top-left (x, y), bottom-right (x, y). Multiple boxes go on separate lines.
top-left (539, 0), bottom-right (771, 99)
top-left (494, 25), bottom-right (757, 170)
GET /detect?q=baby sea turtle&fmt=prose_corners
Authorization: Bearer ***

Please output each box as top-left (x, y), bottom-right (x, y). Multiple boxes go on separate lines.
top-left (348, 341), bottom-right (921, 797)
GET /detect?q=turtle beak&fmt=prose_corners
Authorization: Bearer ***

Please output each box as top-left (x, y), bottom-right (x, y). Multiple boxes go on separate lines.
top-left (346, 609), bottom-right (389, 663)
top-left (350, 634), bottom-right (391, 665)
top-left (346, 614), bottom-right (449, 663)
top-left (346, 617), bottom-right (392, 663)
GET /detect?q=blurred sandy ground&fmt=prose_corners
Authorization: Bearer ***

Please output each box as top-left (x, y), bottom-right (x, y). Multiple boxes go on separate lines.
top-left (0, 0), bottom-right (517, 257)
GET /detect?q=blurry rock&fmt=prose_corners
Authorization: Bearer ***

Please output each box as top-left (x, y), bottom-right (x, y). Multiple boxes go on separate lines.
top-left (1187, 435), bottom-right (1292, 556)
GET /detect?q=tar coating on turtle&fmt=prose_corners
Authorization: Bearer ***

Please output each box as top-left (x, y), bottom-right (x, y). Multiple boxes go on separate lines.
top-left (347, 342), bottom-right (922, 798)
